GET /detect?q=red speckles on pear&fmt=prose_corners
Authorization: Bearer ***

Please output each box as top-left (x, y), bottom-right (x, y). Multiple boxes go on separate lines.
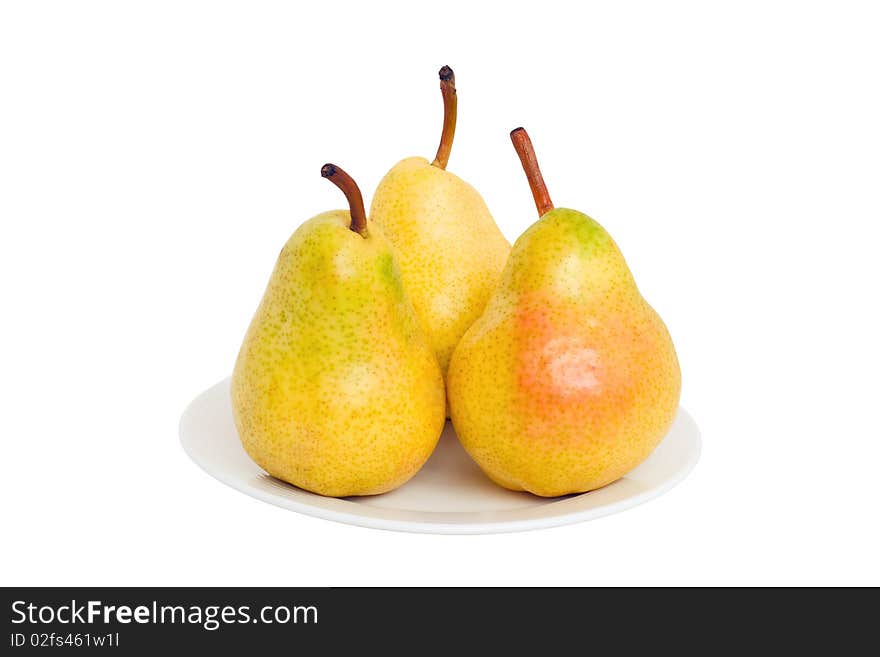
top-left (516, 300), bottom-right (604, 399)
top-left (514, 295), bottom-right (645, 443)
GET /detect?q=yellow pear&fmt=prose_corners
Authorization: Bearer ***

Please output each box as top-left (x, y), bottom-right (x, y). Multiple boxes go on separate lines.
top-left (370, 66), bottom-right (510, 376)
top-left (448, 129), bottom-right (681, 497)
top-left (231, 165), bottom-right (446, 497)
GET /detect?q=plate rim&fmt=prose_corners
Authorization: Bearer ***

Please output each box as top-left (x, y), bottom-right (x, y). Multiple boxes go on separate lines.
top-left (180, 379), bottom-right (701, 535)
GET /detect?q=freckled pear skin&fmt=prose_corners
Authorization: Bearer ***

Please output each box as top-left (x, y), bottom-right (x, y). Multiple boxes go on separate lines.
top-left (447, 130), bottom-right (681, 497)
top-left (371, 156), bottom-right (509, 373)
top-left (231, 167), bottom-right (445, 497)
top-left (369, 67), bottom-right (510, 375)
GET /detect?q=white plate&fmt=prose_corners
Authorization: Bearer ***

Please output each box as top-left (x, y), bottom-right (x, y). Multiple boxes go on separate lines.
top-left (180, 379), bottom-right (701, 534)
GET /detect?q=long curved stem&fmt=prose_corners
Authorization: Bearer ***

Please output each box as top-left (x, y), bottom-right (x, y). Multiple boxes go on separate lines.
top-left (431, 65), bottom-right (457, 169)
top-left (321, 164), bottom-right (368, 237)
top-left (510, 127), bottom-right (554, 217)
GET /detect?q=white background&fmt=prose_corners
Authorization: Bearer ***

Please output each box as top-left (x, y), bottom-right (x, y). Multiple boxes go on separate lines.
top-left (2, 1), bottom-right (878, 586)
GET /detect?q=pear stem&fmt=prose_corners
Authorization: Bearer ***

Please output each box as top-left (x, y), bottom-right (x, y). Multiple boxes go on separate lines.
top-left (321, 164), bottom-right (368, 237)
top-left (431, 65), bottom-right (457, 169)
top-left (510, 127), bottom-right (554, 217)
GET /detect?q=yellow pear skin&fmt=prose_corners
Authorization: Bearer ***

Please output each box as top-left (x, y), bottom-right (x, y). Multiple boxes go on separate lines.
top-left (370, 67), bottom-right (510, 376)
top-left (447, 129), bottom-right (681, 497)
top-left (231, 166), bottom-right (445, 497)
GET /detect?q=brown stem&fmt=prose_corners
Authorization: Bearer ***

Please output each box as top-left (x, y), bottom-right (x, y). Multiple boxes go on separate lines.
top-left (321, 164), bottom-right (368, 237)
top-left (431, 65), bottom-right (457, 169)
top-left (510, 127), bottom-right (554, 217)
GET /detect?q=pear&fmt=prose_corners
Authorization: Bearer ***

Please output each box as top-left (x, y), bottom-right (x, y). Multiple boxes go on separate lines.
top-left (447, 128), bottom-right (681, 497)
top-left (370, 66), bottom-right (510, 377)
top-left (231, 165), bottom-right (446, 497)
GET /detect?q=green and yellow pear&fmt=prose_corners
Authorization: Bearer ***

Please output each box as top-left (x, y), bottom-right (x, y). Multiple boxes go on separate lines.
top-left (231, 165), bottom-right (446, 497)
top-left (370, 66), bottom-right (510, 377)
top-left (447, 128), bottom-right (681, 497)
